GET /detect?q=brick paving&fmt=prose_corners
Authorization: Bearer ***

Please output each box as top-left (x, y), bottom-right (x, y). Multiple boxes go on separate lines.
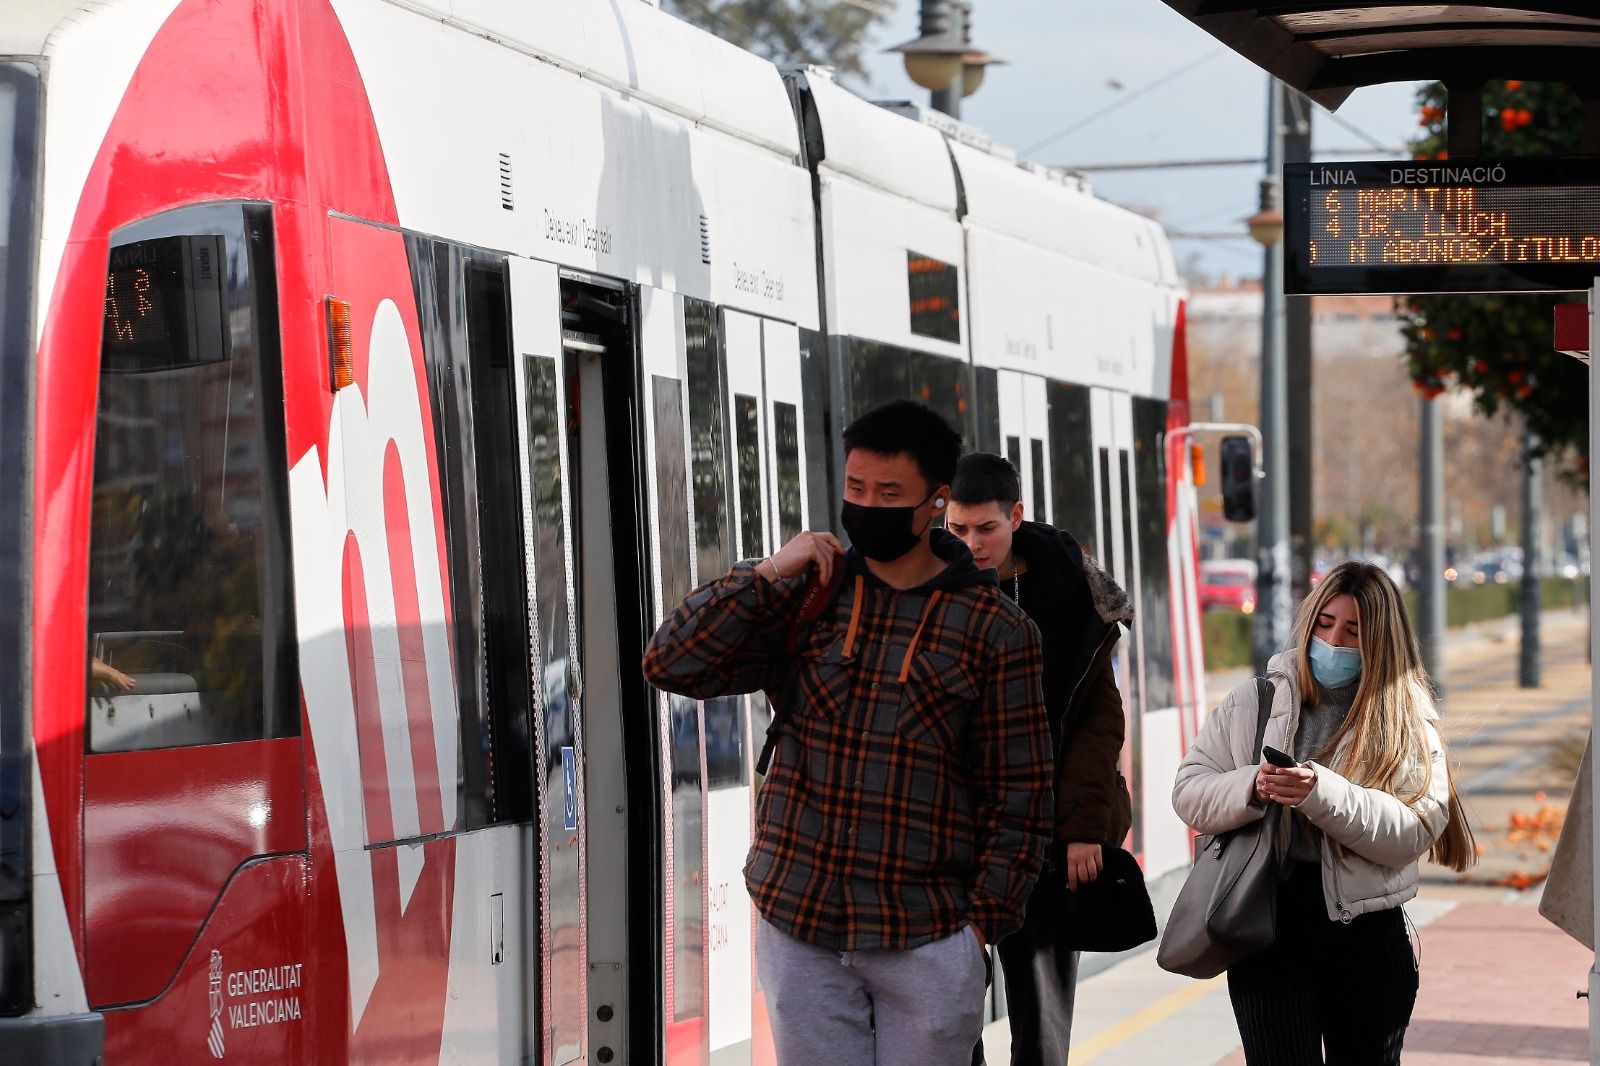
top-left (1211, 903), bottom-right (1591, 1065)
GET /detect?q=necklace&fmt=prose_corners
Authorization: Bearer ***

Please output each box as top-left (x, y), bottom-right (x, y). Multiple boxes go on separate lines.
top-left (1013, 570), bottom-right (1021, 604)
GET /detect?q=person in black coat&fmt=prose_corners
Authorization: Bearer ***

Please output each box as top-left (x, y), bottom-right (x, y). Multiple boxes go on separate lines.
top-left (948, 453), bottom-right (1135, 1065)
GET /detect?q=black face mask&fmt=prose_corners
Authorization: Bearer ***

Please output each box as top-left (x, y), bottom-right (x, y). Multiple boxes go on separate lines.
top-left (841, 493), bottom-right (937, 563)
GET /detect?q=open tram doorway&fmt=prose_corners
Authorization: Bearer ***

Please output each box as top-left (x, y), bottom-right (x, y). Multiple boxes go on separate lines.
top-left (506, 264), bottom-right (658, 1066)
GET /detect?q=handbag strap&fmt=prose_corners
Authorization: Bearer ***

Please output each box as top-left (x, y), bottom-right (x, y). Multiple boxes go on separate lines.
top-left (1251, 676), bottom-right (1274, 763)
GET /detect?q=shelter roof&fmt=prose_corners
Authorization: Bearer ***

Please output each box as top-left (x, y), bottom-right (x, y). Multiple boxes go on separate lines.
top-left (1157, 3), bottom-right (1600, 108)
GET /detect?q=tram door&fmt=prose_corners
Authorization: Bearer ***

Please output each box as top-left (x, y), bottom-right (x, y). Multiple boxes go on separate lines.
top-left (1090, 387), bottom-right (1144, 853)
top-left (994, 371), bottom-right (1052, 521)
top-left (506, 260), bottom-right (643, 1065)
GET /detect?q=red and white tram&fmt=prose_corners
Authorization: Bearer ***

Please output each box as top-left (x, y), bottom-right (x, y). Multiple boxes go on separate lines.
top-left (0, 2), bottom-right (1202, 1063)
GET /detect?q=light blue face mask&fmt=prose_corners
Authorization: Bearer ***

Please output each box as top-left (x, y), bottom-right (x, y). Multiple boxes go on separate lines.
top-left (1308, 635), bottom-right (1362, 689)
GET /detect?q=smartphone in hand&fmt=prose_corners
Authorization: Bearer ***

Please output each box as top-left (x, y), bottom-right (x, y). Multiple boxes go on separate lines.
top-left (1261, 744), bottom-right (1297, 768)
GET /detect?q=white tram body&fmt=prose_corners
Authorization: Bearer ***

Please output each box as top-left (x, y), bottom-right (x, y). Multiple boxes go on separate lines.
top-left (0, 2), bottom-right (1199, 1063)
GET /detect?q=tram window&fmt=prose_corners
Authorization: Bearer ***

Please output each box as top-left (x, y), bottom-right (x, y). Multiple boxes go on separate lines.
top-left (85, 204), bottom-right (296, 754)
top-left (1133, 399), bottom-right (1176, 711)
top-left (1047, 381), bottom-right (1095, 552)
top-left (973, 367), bottom-right (1001, 454)
top-left (1119, 451), bottom-right (1139, 714)
top-left (668, 693), bottom-right (705, 1022)
top-left (844, 338), bottom-right (969, 435)
top-left (799, 329), bottom-right (833, 535)
top-left (684, 298), bottom-right (730, 580)
top-left (704, 694), bottom-right (746, 789)
top-left (1030, 439), bottom-right (1047, 519)
top-left (1097, 448), bottom-right (1115, 576)
top-left (735, 394), bottom-right (764, 559)
top-left (1005, 436), bottom-right (1022, 476)
top-left (907, 252), bottom-right (960, 344)
top-left (773, 401), bottom-right (803, 545)
top-left (653, 376), bottom-right (692, 613)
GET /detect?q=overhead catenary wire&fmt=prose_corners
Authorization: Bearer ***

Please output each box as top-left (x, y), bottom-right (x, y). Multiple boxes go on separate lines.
top-left (1021, 47), bottom-right (1226, 158)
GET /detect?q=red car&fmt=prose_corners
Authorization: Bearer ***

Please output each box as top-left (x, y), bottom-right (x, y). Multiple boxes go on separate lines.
top-left (1200, 560), bottom-right (1258, 613)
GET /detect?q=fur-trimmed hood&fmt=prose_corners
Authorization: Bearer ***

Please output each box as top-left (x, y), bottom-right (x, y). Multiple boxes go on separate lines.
top-left (1082, 554), bottom-right (1134, 628)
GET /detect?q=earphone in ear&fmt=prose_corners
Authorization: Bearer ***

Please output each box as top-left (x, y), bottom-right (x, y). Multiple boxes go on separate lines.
top-left (934, 498), bottom-right (946, 509)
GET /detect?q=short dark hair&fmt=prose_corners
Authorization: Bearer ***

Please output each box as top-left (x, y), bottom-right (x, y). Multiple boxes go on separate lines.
top-left (951, 452), bottom-right (1022, 508)
top-left (842, 400), bottom-right (962, 490)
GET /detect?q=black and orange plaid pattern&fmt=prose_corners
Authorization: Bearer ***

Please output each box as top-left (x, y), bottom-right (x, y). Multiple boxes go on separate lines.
top-left (642, 560), bottom-right (1053, 952)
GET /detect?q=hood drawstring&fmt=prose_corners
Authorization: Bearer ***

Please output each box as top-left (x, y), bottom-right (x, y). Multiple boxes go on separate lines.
top-left (896, 591), bottom-right (944, 684)
top-left (842, 575), bottom-right (866, 659)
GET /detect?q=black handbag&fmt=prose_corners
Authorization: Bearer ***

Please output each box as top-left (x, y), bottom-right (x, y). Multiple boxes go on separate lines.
top-left (1057, 843), bottom-right (1158, 952)
top-left (1157, 677), bottom-right (1285, 979)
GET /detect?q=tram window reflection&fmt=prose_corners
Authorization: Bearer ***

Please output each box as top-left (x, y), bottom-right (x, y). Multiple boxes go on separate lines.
top-left (704, 695), bottom-right (746, 789)
top-left (735, 394), bottom-right (764, 558)
top-left (653, 375), bottom-right (692, 613)
top-left (799, 329), bottom-right (832, 534)
top-left (773, 401), bottom-right (802, 545)
top-left (1047, 380), bottom-right (1096, 553)
top-left (1133, 398), bottom-right (1176, 711)
top-left (685, 298), bottom-right (730, 581)
top-left (843, 338), bottom-right (969, 433)
top-left (85, 204), bottom-right (295, 754)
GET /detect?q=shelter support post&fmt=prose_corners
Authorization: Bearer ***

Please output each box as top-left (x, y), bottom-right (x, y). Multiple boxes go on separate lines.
top-left (1590, 275), bottom-right (1600, 1058)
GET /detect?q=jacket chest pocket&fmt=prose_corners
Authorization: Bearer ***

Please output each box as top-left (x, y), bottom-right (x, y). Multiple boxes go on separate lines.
top-left (897, 651), bottom-right (979, 748)
top-left (795, 638), bottom-right (852, 721)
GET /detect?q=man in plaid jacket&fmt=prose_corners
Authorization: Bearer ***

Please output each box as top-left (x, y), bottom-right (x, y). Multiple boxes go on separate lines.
top-left (642, 400), bottom-right (1053, 1066)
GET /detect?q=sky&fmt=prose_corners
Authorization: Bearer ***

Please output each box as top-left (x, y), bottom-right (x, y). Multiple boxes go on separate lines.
top-left (849, 0), bottom-right (1429, 284)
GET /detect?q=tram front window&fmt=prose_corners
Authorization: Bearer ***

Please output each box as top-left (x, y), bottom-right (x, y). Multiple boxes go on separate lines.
top-left (84, 204), bottom-right (296, 753)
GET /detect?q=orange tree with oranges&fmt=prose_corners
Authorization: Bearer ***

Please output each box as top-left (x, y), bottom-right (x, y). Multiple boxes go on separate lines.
top-left (1399, 80), bottom-right (1589, 473)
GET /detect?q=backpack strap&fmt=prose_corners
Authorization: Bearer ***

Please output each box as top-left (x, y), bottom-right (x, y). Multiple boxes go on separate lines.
top-left (755, 557), bottom-right (845, 775)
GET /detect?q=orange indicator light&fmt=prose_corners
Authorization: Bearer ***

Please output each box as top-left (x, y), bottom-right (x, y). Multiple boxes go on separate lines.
top-left (326, 296), bottom-right (354, 391)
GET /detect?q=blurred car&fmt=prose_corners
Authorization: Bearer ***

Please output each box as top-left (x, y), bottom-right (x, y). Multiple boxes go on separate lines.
top-left (1199, 559), bottom-right (1257, 614)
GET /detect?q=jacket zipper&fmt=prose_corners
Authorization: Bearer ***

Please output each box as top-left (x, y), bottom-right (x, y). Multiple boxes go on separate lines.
top-left (1282, 669), bottom-right (1353, 923)
top-left (1326, 838), bottom-right (1353, 923)
top-left (1057, 626), bottom-right (1120, 759)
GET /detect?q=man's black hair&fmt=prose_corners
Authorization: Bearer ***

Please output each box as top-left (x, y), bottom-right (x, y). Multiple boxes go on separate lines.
top-left (951, 452), bottom-right (1022, 508)
top-left (841, 400), bottom-right (962, 490)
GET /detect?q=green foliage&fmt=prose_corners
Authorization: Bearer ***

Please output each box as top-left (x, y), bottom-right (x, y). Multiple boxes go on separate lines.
top-left (664, 0), bottom-right (893, 82)
top-left (1399, 80), bottom-right (1589, 475)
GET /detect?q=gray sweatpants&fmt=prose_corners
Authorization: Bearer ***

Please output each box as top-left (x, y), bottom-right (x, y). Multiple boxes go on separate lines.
top-left (757, 918), bottom-right (989, 1066)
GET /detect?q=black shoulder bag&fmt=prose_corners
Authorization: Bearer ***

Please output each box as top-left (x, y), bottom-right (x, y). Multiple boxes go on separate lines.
top-left (1157, 677), bottom-right (1285, 979)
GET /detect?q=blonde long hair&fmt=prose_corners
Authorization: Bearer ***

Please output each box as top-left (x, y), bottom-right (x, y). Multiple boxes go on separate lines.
top-left (1289, 561), bottom-right (1477, 872)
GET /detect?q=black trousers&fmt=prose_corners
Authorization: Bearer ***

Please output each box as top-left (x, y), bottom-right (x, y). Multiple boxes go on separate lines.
top-left (1227, 861), bottom-right (1418, 1065)
top-left (970, 881), bottom-right (1081, 1066)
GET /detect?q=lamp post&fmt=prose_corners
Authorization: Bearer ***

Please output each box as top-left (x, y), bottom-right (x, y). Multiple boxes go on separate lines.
top-left (888, 1), bottom-right (1002, 120)
top-left (1250, 77), bottom-right (1293, 671)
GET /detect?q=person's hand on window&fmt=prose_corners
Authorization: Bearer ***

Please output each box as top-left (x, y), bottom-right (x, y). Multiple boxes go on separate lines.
top-left (90, 656), bottom-right (135, 694)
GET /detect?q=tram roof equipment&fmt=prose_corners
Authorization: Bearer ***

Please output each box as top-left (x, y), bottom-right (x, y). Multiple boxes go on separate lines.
top-left (1156, 2), bottom-right (1600, 109)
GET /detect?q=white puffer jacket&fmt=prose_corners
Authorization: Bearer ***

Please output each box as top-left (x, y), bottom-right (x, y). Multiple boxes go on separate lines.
top-left (1172, 650), bottom-right (1451, 922)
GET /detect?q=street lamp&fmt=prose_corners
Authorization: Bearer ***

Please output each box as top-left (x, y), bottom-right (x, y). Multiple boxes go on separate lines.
top-left (889, 0), bottom-right (965, 92)
top-left (888, 1), bottom-right (1002, 118)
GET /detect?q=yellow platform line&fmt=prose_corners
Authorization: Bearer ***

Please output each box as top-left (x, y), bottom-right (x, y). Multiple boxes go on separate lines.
top-left (1070, 975), bottom-right (1227, 1063)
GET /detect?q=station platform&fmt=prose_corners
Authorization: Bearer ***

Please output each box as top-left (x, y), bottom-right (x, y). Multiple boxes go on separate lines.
top-left (981, 605), bottom-right (1595, 1065)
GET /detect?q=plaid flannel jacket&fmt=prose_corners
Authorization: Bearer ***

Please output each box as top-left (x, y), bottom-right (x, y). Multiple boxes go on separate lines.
top-left (641, 534), bottom-right (1053, 951)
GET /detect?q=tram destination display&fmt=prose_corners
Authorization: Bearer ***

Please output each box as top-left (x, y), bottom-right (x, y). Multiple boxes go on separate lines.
top-left (1285, 158), bottom-right (1600, 295)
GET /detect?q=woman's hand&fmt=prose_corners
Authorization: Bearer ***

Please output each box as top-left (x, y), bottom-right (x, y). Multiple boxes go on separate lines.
top-left (761, 531), bottom-right (845, 586)
top-left (1255, 763), bottom-right (1317, 807)
top-left (1065, 842), bottom-right (1103, 892)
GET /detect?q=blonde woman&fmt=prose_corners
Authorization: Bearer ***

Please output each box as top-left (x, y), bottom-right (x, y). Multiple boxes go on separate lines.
top-left (1173, 561), bottom-right (1475, 1064)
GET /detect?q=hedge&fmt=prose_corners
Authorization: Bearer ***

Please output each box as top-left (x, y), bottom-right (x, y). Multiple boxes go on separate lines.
top-left (1201, 577), bottom-right (1589, 672)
